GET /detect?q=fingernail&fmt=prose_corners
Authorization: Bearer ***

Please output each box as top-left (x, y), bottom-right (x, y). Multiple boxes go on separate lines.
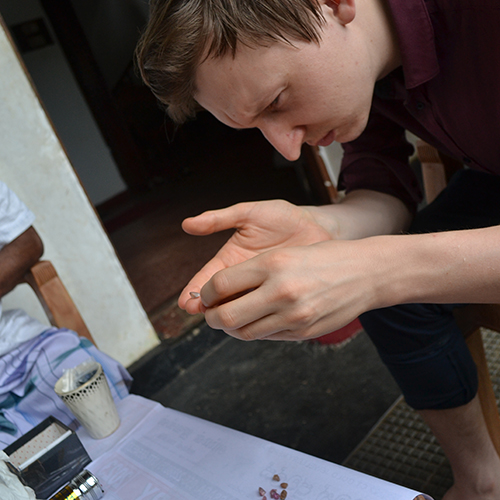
top-left (189, 291), bottom-right (200, 299)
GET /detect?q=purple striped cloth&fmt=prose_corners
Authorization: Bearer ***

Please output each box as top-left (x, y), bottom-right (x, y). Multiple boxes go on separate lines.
top-left (0, 328), bottom-right (132, 448)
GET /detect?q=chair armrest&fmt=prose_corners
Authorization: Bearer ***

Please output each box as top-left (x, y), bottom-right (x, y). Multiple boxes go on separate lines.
top-left (453, 304), bottom-right (500, 339)
top-left (416, 139), bottom-right (465, 204)
top-left (24, 260), bottom-right (95, 344)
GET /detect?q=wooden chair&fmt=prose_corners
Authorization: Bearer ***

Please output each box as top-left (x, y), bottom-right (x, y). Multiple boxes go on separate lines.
top-left (299, 145), bottom-right (340, 204)
top-left (23, 260), bottom-right (95, 344)
top-left (305, 145), bottom-right (339, 204)
top-left (416, 139), bottom-right (500, 455)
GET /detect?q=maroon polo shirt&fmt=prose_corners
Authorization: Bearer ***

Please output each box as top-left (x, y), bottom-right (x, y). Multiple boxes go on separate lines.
top-left (338, 0), bottom-right (500, 212)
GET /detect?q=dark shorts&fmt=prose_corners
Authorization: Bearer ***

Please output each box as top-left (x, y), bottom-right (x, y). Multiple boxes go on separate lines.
top-left (359, 169), bottom-right (500, 410)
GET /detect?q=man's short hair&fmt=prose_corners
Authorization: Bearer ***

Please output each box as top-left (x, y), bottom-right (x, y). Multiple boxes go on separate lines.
top-left (136, 0), bottom-right (325, 123)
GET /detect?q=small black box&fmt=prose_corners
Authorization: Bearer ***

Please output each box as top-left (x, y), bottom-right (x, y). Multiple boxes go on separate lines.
top-left (4, 416), bottom-right (91, 499)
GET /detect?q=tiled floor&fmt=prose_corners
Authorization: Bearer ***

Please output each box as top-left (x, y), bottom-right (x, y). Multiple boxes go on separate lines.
top-left (344, 328), bottom-right (500, 499)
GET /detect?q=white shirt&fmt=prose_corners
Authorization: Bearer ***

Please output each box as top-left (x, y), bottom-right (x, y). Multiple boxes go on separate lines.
top-left (0, 182), bottom-right (47, 355)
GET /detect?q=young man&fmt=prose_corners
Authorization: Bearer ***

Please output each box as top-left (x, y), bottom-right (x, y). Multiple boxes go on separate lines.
top-left (136, 0), bottom-right (500, 497)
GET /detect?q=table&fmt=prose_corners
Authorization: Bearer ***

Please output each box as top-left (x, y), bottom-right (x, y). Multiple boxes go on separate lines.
top-left (77, 395), bottom-right (434, 500)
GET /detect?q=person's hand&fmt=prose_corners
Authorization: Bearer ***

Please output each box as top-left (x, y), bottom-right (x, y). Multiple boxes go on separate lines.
top-left (194, 238), bottom-right (383, 342)
top-left (178, 200), bottom-right (332, 313)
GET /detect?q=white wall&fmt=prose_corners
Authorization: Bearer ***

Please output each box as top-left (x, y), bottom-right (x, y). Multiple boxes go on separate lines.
top-left (0, 19), bottom-right (160, 366)
top-left (0, 0), bottom-right (127, 205)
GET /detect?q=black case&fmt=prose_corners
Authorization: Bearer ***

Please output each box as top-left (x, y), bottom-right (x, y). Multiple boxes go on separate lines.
top-left (4, 416), bottom-right (91, 499)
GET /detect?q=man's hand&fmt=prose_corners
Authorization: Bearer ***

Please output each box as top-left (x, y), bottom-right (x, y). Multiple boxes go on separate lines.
top-left (197, 238), bottom-right (383, 341)
top-left (178, 200), bottom-right (332, 313)
top-left (178, 192), bottom-right (414, 341)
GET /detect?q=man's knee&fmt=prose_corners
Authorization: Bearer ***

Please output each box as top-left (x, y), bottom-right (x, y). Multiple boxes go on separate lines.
top-left (360, 303), bottom-right (478, 410)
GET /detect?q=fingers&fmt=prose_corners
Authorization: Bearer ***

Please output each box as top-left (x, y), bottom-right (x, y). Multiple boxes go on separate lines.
top-left (183, 296), bottom-right (207, 315)
top-left (200, 264), bottom-right (306, 340)
top-left (204, 296), bottom-right (274, 340)
top-left (204, 296), bottom-right (346, 342)
top-left (178, 249), bottom-right (260, 312)
top-left (182, 203), bottom-right (255, 236)
top-left (202, 260), bottom-right (266, 307)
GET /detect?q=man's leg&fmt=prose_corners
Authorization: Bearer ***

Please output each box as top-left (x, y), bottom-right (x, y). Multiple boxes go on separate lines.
top-left (360, 169), bottom-right (500, 497)
top-left (420, 397), bottom-right (500, 499)
top-left (360, 302), bottom-right (500, 499)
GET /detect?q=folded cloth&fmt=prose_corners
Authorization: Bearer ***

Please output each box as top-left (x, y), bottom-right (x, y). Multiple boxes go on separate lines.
top-left (0, 328), bottom-right (132, 447)
top-left (0, 451), bottom-right (37, 499)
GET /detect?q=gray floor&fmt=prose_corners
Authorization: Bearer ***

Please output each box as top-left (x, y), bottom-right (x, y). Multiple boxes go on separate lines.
top-left (130, 323), bottom-right (401, 465)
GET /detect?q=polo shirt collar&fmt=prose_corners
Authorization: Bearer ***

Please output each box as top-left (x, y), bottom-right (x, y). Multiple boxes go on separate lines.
top-left (385, 0), bottom-right (440, 89)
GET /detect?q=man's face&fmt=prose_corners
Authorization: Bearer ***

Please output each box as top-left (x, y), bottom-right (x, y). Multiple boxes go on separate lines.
top-left (195, 6), bottom-right (379, 161)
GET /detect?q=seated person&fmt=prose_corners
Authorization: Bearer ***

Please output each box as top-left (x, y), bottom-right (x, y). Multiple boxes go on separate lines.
top-left (0, 181), bottom-right (131, 447)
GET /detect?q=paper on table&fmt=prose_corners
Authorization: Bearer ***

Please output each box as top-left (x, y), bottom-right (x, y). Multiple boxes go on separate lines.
top-left (77, 394), bottom-right (156, 460)
top-left (86, 396), bottom-right (433, 500)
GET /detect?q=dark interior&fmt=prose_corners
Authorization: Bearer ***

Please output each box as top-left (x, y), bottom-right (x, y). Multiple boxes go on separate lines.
top-left (30, 1), bottom-right (331, 338)
top-left (97, 101), bottom-right (317, 336)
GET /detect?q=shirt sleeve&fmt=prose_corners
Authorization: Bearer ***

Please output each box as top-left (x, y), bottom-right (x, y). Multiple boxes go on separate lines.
top-left (338, 106), bottom-right (423, 214)
top-left (0, 182), bottom-right (36, 250)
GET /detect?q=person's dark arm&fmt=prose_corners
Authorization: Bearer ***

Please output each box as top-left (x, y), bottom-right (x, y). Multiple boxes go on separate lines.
top-left (0, 227), bottom-right (43, 298)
